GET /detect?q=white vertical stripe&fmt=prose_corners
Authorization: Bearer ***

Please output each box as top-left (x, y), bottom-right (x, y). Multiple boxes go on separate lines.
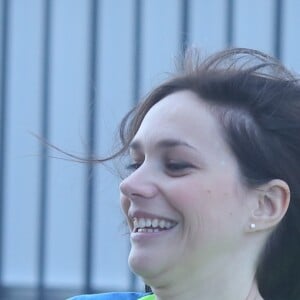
top-left (190, 0), bottom-right (227, 55)
top-left (3, 0), bottom-right (43, 286)
top-left (46, 0), bottom-right (89, 287)
top-left (234, 0), bottom-right (274, 55)
top-left (140, 0), bottom-right (181, 97)
top-left (93, 0), bottom-right (135, 290)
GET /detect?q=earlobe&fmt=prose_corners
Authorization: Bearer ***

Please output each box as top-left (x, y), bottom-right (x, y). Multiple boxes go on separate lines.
top-left (249, 179), bottom-right (290, 231)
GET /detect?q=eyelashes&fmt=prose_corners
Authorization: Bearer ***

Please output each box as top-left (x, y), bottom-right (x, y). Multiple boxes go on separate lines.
top-left (126, 162), bottom-right (142, 171)
top-left (125, 160), bottom-right (193, 173)
top-left (165, 162), bottom-right (192, 171)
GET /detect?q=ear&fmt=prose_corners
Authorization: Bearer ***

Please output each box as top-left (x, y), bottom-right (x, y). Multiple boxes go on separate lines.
top-left (248, 179), bottom-right (290, 232)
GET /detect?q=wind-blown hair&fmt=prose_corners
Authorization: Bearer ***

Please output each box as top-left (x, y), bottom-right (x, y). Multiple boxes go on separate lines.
top-left (112, 48), bottom-right (300, 300)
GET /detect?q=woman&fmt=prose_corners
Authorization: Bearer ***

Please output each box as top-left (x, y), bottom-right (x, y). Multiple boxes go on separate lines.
top-left (68, 48), bottom-right (300, 300)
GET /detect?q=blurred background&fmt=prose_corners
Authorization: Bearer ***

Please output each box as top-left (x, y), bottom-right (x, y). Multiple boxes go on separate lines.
top-left (0, 0), bottom-right (300, 299)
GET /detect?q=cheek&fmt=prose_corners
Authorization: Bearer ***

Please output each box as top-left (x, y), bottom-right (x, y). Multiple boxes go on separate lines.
top-left (165, 178), bottom-right (209, 215)
top-left (173, 176), bottom-right (242, 227)
top-left (166, 181), bottom-right (207, 232)
top-left (201, 183), bottom-right (246, 235)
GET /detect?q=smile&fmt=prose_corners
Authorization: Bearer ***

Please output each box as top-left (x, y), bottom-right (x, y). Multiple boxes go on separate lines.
top-left (133, 217), bottom-right (177, 233)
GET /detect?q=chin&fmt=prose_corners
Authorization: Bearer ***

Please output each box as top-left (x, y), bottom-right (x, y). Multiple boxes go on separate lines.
top-left (128, 248), bottom-right (164, 279)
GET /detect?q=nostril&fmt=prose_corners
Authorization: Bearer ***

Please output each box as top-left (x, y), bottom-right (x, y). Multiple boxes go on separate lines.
top-left (119, 171), bottom-right (158, 199)
top-left (119, 178), bottom-right (138, 198)
top-left (119, 180), bottom-right (128, 196)
top-left (120, 172), bottom-right (139, 193)
top-left (119, 180), bottom-right (125, 192)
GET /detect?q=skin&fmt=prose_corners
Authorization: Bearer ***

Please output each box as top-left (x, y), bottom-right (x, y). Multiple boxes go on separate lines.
top-left (120, 91), bottom-right (269, 300)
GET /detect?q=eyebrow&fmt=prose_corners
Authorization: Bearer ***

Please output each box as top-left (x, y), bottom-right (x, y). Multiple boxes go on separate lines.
top-left (129, 138), bottom-right (197, 151)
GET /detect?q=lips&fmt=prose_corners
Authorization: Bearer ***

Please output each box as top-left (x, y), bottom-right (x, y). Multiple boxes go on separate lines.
top-left (133, 217), bottom-right (177, 233)
top-left (128, 210), bottom-right (178, 233)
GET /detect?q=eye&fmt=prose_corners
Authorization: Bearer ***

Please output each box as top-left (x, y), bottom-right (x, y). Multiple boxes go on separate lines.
top-left (126, 161), bottom-right (142, 171)
top-left (165, 161), bottom-right (193, 173)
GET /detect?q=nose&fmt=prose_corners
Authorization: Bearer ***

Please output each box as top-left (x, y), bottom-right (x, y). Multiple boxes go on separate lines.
top-left (119, 164), bottom-right (158, 200)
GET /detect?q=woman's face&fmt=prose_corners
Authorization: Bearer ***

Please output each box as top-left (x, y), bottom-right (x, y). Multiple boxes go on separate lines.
top-left (120, 90), bottom-right (255, 285)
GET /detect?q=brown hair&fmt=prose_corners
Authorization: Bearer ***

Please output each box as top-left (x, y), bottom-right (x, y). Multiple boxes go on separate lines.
top-left (111, 48), bottom-right (300, 299)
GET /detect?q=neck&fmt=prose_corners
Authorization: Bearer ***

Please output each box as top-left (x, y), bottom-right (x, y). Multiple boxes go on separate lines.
top-left (151, 281), bottom-right (263, 300)
top-left (152, 277), bottom-right (263, 300)
top-left (147, 248), bottom-right (264, 300)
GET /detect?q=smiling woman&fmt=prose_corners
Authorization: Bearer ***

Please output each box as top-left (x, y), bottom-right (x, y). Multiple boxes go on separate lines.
top-left (67, 48), bottom-right (300, 300)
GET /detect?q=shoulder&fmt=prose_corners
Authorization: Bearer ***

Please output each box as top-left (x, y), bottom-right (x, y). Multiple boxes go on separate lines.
top-left (67, 292), bottom-right (149, 300)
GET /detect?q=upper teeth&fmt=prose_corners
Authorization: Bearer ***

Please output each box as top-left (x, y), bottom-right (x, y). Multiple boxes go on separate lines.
top-left (133, 218), bottom-right (175, 230)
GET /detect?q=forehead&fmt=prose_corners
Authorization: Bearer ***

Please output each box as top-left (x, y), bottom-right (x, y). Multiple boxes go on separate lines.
top-left (133, 90), bottom-right (225, 149)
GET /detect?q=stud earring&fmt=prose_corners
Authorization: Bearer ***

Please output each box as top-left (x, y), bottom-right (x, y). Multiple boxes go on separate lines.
top-left (250, 223), bottom-right (256, 229)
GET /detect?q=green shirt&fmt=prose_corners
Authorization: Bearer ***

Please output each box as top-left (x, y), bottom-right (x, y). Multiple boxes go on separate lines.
top-left (139, 295), bottom-right (155, 300)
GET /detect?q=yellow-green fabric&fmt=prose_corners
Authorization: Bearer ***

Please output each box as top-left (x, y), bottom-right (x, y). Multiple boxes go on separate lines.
top-left (138, 294), bottom-right (155, 300)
